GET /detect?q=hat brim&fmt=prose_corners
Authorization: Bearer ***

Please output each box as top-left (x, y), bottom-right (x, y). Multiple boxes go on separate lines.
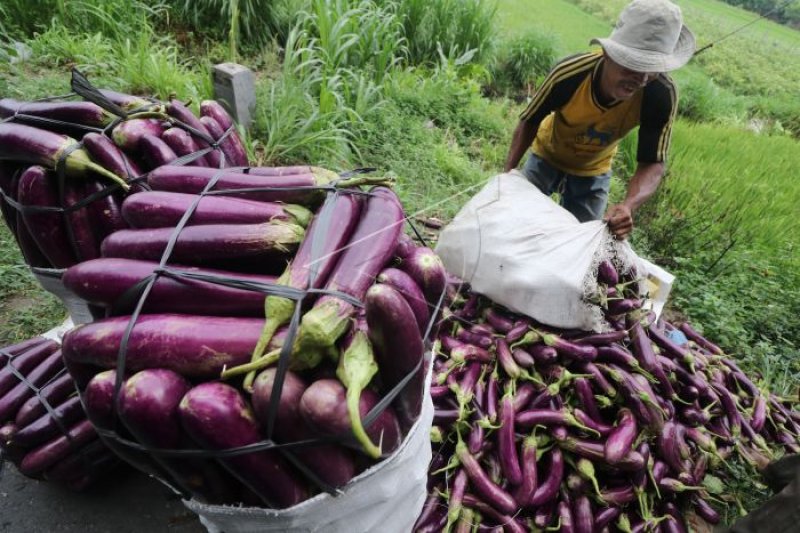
top-left (590, 25), bottom-right (695, 72)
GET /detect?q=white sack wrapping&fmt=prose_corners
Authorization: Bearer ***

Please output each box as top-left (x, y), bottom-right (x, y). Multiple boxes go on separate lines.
top-left (436, 171), bottom-right (645, 331)
top-left (184, 367), bottom-right (434, 533)
top-left (32, 268), bottom-right (95, 325)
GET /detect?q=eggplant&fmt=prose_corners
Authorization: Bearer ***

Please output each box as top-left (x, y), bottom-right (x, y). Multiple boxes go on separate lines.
top-left (161, 127), bottom-right (209, 166)
top-left (63, 315), bottom-right (264, 377)
top-left (497, 389), bottom-right (523, 486)
top-left (0, 123), bottom-right (126, 187)
top-left (19, 419), bottom-right (96, 476)
top-left (604, 408), bottom-right (638, 464)
top-left (376, 267), bottom-right (430, 335)
top-left (229, 193), bottom-right (362, 386)
top-left (400, 247), bottom-right (447, 306)
top-left (81, 370), bottom-right (119, 428)
top-left (179, 382), bottom-right (309, 507)
top-left (0, 98), bottom-right (115, 127)
top-left (111, 118), bottom-right (166, 153)
top-left (139, 134), bottom-right (178, 169)
top-left (365, 283), bottom-right (426, 429)
top-left (513, 436), bottom-right (538, 507)
top-left (63, 181), bottom-right (100, 260)
top-left (14, 373), bottom-right (76, 429)
top-left (199, 100), bottom-right (249, 166)
top-left (166, 99), bottom-right (221, 168)
top-left (121, 191), bottom-right (311, 229)
top-left (148, 164), bottom-right (344, 206)
top-left (63, 258), bottom-right (277, 316)
top-left (0, 350), bottom-right (64, 424)
top-left (0, 340), bottom-right (60, 397)
top-left (529, 448), bottom-right (564, 507)
top-left (251, 368), bottom-right (356, 488)
top-left (679, 322), bottom-right (724, 355)
top-left (100, 221), bottom-right (304, 267)
top-left (455, 440), bottom-right (518, 514)
top-left (293, 188), bottom-right (403, 360)
top-left (82, 132), bottom-right (143, 183)
top-left (299, 379), bottom-right (402, 456)
top-left (16, 165), bottom-right (76, 267)
top-left (12, 395), bottom-right (85, 448)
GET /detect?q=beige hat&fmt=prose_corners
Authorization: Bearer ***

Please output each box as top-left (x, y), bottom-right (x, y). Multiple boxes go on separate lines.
top-left (591, 0), bottom-right (696, 73)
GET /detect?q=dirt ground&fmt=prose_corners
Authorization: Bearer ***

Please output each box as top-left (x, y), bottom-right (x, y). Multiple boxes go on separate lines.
top-left (0, 463), bottom-right (204, 532)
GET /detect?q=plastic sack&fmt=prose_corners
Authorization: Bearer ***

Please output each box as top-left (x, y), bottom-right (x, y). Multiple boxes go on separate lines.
top-left (183, 368), bottom-right (434, 533)
top-left (436, 171), bottom-right (644, 332)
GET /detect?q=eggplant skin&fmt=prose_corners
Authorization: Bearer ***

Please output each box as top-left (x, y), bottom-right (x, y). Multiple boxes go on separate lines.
top-left (62, 314), bottom-right (264, 377)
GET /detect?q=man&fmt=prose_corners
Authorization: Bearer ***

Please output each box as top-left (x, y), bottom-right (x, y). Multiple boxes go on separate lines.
top-left (504, 0), bottom-right (695, 239)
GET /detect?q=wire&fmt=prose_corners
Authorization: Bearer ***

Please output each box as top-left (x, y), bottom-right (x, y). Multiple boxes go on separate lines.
top-left (694, 0), bottom-right (800, 56)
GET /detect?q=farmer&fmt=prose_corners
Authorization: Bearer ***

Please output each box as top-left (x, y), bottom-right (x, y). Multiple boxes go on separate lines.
top-left (504, 0), bottom-right (695, 239)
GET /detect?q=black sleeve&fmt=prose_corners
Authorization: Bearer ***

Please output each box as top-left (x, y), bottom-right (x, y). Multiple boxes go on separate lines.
top-left (519, 53), bottom-right (597, 125)
top-left (638, 75), bottom-right (677, 163)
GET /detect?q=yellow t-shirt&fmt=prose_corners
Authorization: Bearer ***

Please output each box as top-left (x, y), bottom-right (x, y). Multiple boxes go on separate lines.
top-left (520, 51), bottom-right (677, 177)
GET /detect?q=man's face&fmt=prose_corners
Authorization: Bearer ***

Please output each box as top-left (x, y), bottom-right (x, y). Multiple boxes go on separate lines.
top-left (601, 56), bottom-right (655, 101)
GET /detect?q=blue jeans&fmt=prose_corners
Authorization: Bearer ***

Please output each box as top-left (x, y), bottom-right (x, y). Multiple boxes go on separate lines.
top-left (521, 153), bottom-right (611, 222)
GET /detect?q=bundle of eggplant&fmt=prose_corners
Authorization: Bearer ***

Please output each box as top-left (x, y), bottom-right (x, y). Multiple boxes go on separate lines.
top-left (0, 335), bottom-right (121, 490)
top-left (57, 176), bottom-right (447, 508)
top-left (0, 83), bottom-right (251, 272)
top-left (417, 260), bottom-right (799, 532)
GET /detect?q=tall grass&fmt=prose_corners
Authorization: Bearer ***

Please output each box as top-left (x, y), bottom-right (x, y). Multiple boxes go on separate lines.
top-left (640, 121), bottom-right (800, 261)
top-left (378, 0), bottom-right (497, 66)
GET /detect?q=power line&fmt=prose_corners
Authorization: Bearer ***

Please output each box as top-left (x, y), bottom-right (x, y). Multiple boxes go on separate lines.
top-left (694, 0), bottom-right (799, 56)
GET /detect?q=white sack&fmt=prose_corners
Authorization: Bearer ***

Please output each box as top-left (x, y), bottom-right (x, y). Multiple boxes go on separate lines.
top-left (436, 171), bottom-right (645, 331)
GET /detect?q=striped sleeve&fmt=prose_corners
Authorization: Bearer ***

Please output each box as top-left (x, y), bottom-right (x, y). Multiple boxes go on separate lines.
top-left (519, 52), bottom-right (599, 124)
top-left (638, 75), bottom-right (677, 163)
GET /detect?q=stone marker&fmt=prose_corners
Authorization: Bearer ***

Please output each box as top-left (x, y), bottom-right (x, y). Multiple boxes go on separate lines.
top-left (212, 63), bottom-right (256, 129)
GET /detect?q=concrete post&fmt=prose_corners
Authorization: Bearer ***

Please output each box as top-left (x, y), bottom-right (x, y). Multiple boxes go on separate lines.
top-left (212, 63), bottom-right (256, 129)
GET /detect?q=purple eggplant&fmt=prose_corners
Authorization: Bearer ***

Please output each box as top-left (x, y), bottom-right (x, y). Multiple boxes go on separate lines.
top-left (138, 134), bottom-right (178, 169)
top-left (100, 221), bottom-right (304, 266)
top-left (604, 408), bottom-right (638, 464)
top-left (199, 100), bottom-right (249, 166)
top-left (0, 350), bottom-right (64, 424)
top-left (82, 132), bottom-right (143, 182)
top-left (365, 283), bottom-right (426, 429)
top-left (299, 379), bottom-right (402, 456)
top-left (0, 123), bottom-right (126, 187)
top-left (376, 267), bottom-right (430, 335)
top-left (252, 369), bottom-right (356, 488)
top-left (12, 395), bottom-right (84, 448)
top-left (81, 370), bottom-right (118, 428)
top-left (529, 447), bottom-right (564, 507)
top-left (400, 247), bottom-right (447, 306)
top-left (498, 388), bottom-right (523, 485)
top-left (0, 98), bottom-right (115, 127)
top-left (111, 118), bottom-right (166, 153)
top-left (63, 258), bottom-right (277, 316)
top-left (121, 190), bottom-right (311, 229)
top-left (19, 419), bottom-right (96, 476)
top-left (63, 315), bottom-right (264, 378)
top-left (455, 440), bottom-right (518, 514)
top-left (679, 322), bottom-right (724, 355)
top-left (14, 373), bottom-right (75, 428)
top-left (162, 127), bottom-right (209, 166)
top-left (0, 340), bottom-right (60, 397)
top-left (179, 382), bottom-right (308, 507)
top-left (166, 99), bottom-right (221, 168)
top-left (16, 165), bottom-right (76, 267)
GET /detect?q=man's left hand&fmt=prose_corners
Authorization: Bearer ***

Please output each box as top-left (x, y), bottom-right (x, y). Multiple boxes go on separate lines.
top-left (604, 203), bottom-right (633, 239)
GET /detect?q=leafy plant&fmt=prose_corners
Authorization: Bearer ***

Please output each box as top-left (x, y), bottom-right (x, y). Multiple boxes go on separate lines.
top-left (487, 30), bottom-right (559, 98)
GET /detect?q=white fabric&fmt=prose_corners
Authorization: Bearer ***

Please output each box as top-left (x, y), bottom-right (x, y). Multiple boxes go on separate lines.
top-left (32, 269), bottom-right (94, 325)
top-left (185, 369), bottom-right (434, 533)
top-left (436, 172), bottom-right (645, 332)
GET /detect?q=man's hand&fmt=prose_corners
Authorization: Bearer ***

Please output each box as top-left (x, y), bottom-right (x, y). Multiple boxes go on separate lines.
top-left (604, 203), bottom-right (633, 239)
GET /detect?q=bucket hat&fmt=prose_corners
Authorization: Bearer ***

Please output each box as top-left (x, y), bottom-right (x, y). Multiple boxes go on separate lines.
top-left (590, 0), bottom-right (696, 73)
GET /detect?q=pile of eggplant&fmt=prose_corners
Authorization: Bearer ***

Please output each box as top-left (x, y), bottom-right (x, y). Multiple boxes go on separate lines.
top-left (0, 86), bottom-right (250, 271)
top-left (56, 172), bottom-right (446, 507)
top-left (0, 335), bottom-right (121, 489)
top-left (417, 260), bottom-right (800, 532)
